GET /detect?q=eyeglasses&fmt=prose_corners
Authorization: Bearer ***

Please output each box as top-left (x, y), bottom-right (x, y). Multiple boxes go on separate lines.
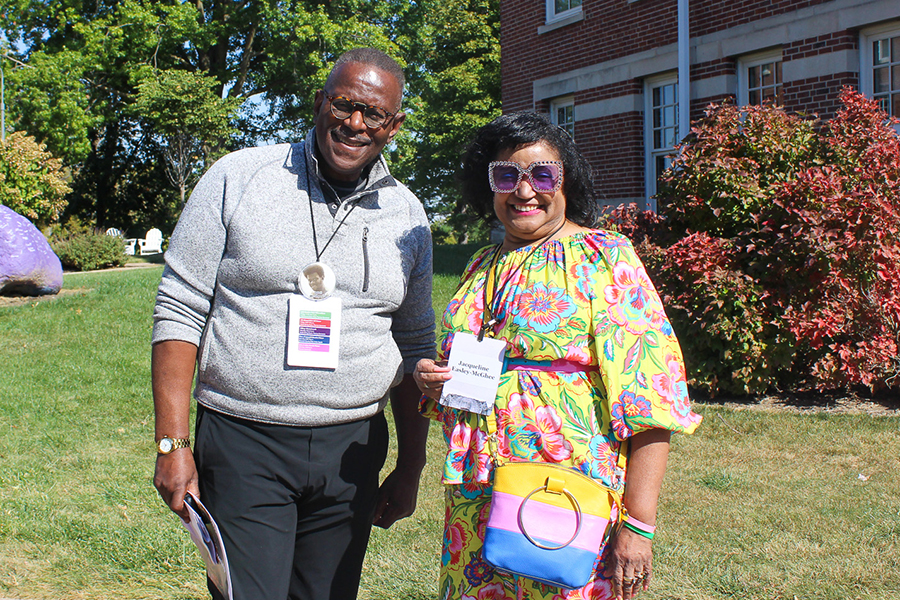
top-left (488, 160), bottom-right (564, 193)
top-left (325, 93), bottom-right (396, 129)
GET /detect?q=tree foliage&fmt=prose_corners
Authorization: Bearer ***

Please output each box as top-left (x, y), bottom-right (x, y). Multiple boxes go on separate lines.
top-left (393, 0), bottom-right (501, 243)
top-left (132, 69), bottom-right (240, 205)
top-left (608, 89), bottom-right (900, 396)
top-left (1, 0), bottom-right (405, 232)
top-left (0, 0), bottom-right (500, 239)
top-left (0, 131), bottom-right (71, 225)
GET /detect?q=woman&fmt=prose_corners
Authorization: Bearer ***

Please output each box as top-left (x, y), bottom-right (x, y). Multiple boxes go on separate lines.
top-left (415, 112), bottom-right (701, 600)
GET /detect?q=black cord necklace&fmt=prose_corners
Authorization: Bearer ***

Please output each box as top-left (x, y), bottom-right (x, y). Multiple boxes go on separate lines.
top-left (304, 160), bottom-right (360, 263)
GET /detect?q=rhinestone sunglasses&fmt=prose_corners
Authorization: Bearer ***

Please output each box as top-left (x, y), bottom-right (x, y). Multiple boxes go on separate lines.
top-left (488, 160), bottom-right (564, 194)
top-left (325, 93), bottom-right (396, 129)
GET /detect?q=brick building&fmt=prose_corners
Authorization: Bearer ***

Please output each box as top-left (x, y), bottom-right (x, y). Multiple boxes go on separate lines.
top-left (501, 0), bottom-right (900, 210)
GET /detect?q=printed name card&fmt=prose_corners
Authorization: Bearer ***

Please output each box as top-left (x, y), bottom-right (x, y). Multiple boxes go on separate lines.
top-left (439, 332), bottom-right (506, 415)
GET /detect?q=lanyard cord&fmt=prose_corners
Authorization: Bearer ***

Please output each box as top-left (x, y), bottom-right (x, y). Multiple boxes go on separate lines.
top-left (305, 161), bottom-right (360, 262)
top-left (478, 219), bottom-right (568, 342)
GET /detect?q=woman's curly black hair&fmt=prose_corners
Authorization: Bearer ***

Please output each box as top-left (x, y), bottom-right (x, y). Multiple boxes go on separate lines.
top-left (458, 111), bottom-right (599, 227)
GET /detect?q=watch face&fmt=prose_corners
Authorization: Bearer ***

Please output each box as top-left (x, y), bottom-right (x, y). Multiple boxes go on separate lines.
top-left (159, 438), bottom-right (174, 453)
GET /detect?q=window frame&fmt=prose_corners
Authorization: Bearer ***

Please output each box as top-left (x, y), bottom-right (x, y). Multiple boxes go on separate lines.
top-left (550, 96), bottom-right (575, 139)
top-left (545, 0), bottom-right (582, 25)
top-left (737, 49), bottom-right (784, 107)
top-left (860, 22), bottom-right (900, 121)
top-left (643, 74), bottom-right (679, 212)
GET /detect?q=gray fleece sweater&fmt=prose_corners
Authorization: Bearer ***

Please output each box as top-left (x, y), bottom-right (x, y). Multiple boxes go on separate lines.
top-left (152, 130), bottom-right (435, 426)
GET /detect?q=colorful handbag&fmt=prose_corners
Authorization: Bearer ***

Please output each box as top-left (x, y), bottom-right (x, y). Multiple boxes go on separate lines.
top-left (482, 413), bottom-right (625, 590)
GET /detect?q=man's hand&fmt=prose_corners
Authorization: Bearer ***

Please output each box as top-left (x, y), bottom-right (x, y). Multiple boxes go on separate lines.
top-left (371, 465), bottom-right (423, 529)
top-left (152, 340), bottom-right (200, 520)
top-left (153, 448), bottom-right (200, 521)
top-left (374, 373), bottom-right (430, 528)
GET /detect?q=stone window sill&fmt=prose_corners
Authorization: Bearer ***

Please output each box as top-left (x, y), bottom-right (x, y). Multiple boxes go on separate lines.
top-left (538, 10), bottom-right (584, 35)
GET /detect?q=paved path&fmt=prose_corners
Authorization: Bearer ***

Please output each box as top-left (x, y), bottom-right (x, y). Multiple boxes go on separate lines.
top-left (65, 260), bottom-right (163, 274)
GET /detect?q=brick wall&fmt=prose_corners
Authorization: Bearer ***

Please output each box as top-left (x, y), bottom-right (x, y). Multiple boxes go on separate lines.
top-left (575, 79), bottom-right (643, 105)
top-left (692, 57), bottom-right (735, 81)
top-left (502, 0), bottom-right (679, 111)
top-left (784, 73), bottom-right (858, 119)
top-left (500, 0), bottom-right (878, 206)
top-left (785, 29), bottom-right (857, 60)
top-left (578, 112), bottom-right (645, 202)
top-left (691, 0), bottom-right (831, 37)
top-left (501, 0), bottom-right (857, 112)
top-left (781, 30), bottom-right (860, 118)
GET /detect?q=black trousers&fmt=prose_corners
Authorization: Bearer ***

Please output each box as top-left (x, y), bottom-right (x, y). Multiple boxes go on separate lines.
top-left (194, 405), bottom-right (389, 600)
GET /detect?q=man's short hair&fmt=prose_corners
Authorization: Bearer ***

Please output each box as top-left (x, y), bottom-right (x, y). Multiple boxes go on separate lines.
top-left (329, 47), bottom-right (406, 94)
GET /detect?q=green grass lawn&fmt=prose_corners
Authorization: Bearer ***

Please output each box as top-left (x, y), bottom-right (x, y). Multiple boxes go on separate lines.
top-left (1, 246), bottom-right (899, 600)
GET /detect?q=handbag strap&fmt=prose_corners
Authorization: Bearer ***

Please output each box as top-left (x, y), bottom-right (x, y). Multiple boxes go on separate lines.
top-left (483, 407), bottom-right (629, 474)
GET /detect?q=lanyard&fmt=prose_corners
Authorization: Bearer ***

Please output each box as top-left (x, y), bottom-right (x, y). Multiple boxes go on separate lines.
top-left (304, 162), bottom-right (360, 262)
top-left (478, 220), bottom-right (567, 342)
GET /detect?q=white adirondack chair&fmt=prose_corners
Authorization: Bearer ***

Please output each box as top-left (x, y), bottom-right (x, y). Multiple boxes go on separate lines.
top-left (106, 227), bottom-right (137, 255)
top-left (138, 228), bottom-right (164, 255)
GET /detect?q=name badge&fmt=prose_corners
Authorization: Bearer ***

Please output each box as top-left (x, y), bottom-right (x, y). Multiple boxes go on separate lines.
top-left (439, 332), bottom-right (506, 415)
top-left (287, 295), bottom-right (342, 369)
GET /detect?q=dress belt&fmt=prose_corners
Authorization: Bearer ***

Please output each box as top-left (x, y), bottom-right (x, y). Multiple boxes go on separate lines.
top-left (503, 357), bottom-right (599, 373)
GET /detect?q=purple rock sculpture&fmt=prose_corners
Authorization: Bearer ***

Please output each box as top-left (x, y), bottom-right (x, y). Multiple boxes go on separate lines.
top-left (0, 205), bottom-right (63, 296)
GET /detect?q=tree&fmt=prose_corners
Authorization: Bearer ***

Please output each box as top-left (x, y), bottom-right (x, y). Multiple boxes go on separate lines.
top-left (132, 69), bottom-right (239, 206)
top-left (2, 0), bottom-right (403, 229)
top-left (394, 0), bottom-right (501, 243)
top-left (0, 131), bottom-right (70, 225)
top-left (0, 0), bottom-right (503, 237)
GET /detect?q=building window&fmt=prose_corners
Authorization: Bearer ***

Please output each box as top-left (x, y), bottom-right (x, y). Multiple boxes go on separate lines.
top-left (644, 76), bottom-right (678, 211)
top-left (551, 97), bottom-right (575, 138)
top-left (861, 25), bottom-right (900, 119)
top-left (738, 50), bottom-right (783, 106)
top-left (547, 0), bottom-right (582, 24)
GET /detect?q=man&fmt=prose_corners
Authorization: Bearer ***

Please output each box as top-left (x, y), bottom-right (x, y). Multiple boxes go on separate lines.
top-left (151, 47), bottom-right (434, 600)
top-left (304, 264), bottom-right (326, 294)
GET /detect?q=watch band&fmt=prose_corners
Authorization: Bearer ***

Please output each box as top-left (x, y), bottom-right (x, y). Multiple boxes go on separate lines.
top-left (157, 436), bottom-right (191, 454)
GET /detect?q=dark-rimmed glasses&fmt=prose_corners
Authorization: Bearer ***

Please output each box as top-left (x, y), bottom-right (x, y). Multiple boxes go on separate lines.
top-left (488, 160), bottom-right (564, 193)
top-left (325, 93), bottom-right (396, 129)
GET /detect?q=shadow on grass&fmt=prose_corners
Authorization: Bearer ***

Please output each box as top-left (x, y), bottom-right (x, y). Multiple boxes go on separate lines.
top-left (127, 253), bottom-right (165, 266)
top-left (433, 243), bottom-right (483, 276)
top-left (692, 385), bottom-right (900, 413)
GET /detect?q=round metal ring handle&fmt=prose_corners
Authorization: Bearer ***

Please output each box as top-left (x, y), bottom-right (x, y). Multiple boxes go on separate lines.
top-left (516, 485), bottom-right (583, 550)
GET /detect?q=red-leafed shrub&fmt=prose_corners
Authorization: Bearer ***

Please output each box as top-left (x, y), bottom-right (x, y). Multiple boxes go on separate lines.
top-left (603, 204), bottom-right (794, 395)
top-left (618, 89), bottom-right (900, 396)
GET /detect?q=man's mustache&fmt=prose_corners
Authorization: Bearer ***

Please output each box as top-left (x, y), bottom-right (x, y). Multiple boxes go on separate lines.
top-left (331, 127), bottom-right (371, 146)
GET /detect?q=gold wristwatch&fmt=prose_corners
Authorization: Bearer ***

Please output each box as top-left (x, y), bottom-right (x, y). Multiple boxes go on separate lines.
top-left (156, 436), bottom-right (191, 455)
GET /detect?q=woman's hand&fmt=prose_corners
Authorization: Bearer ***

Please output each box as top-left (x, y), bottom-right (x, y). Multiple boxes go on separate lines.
top-left (603, 527), bottom-right (653, 600)
top-left (413, 358), bottom-right (451, 399)
top-left (604, 428), bottom-right (670, 600)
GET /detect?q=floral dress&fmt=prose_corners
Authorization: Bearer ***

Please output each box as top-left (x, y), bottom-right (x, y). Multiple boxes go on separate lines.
top-left (420, 230), bottom-right (702, 600)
